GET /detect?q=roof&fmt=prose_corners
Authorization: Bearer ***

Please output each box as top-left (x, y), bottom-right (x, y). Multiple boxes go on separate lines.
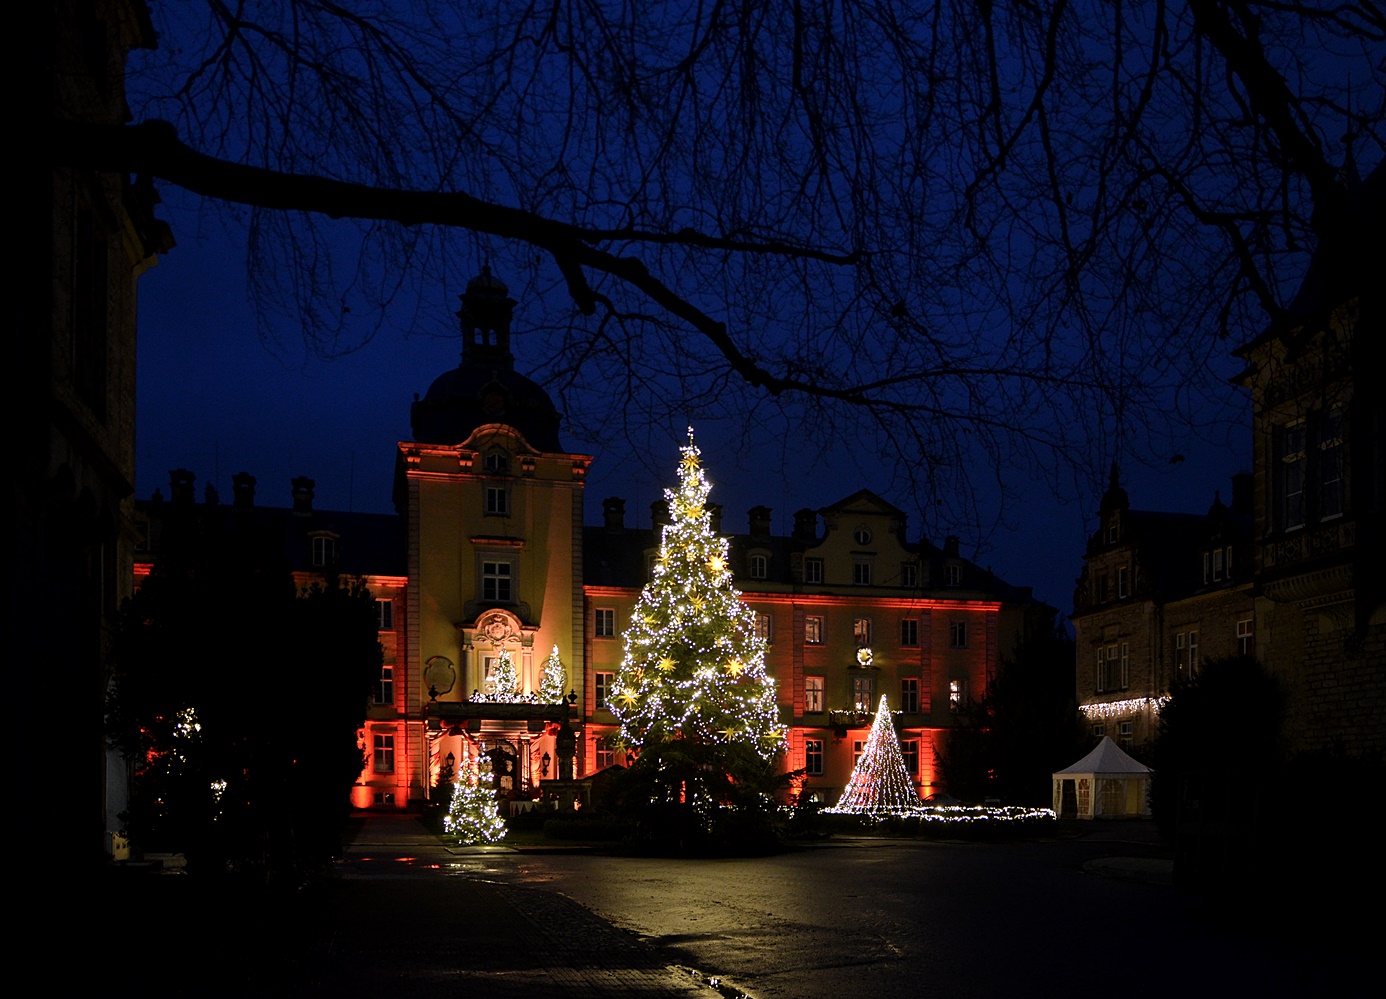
top-left (1054, 736), bottom-right (1151, 776)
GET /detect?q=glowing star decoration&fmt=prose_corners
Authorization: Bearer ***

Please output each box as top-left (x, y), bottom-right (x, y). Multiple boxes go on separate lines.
top-left (856, 647), bottom-right (874, 667)
top-left (609, 429), bottom-right (782, 763)
top-left (825, 695), bottom-right (923, 817)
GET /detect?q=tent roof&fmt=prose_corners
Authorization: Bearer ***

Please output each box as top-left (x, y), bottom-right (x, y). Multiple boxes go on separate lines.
top-left (1055, 736), bottom-right (1151, 776)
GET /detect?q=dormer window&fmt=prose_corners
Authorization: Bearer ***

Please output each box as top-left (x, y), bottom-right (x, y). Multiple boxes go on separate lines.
top-left (311, 534), bottom-right (339, 567)
top-left (853, 526), bottom-right (873, 545)
top-left (749, 553), bottom-right (768, 579)
top-left (483, 450), bottom-right (509, 474)
top-left (945, 563), bottom-right (961, 587)
top-left (1107, 520), bottom-right (1119, 544)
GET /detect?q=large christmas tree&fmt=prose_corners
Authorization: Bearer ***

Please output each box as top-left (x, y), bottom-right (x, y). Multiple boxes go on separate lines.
top-left (443, 753), bottom-right (507, 844)
top-left (826, 695), bottom-right (923, 816)
top-left (538, 645), bottom-right (567, 704)
top-left (611, 431), bottom-right (782, 773)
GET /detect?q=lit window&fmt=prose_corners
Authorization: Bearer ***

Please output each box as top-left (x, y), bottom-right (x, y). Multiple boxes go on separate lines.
top-left (482, 561), bottom-right (513, 602)
top-left (805, 615), bottom-right (824, 645)
top-left (376, 663), bottom-right (394, 705)
top-left (805, 676), bottom-right (825, 713)
top-left (900, 618), bottom-right (919, 646)
top-left (749, 554), bottom-right (768, 579)
top-left (945, 564), bottom-right (961, 587)
top-left (375, 599), bottom-right (394, 630)
top-left (949, 679), bottom-right (966, 711)
top-left (311, 536), bottom-right (338, 567)
top-left (852, 675), bottom-right (875, 712)
top-left (901, 563), bottom-right (918, 588)
top-left (853, 561), bottom-right (872, 585)
top-left (594, 607), bottom-right (615, 639)
top-left (1237, 618), bottom-right (1254, 657)
top-left (804, 558), bottom-right (824, 584)
top-left (949, 621), bottom-right (967, 648)
top-left (805, 738), bottom-right (824, 776)
top-left (900, 740), bottom-right (919, 776)
top-left (373, 734), bottom-right (395, 774)
top-left (595, 671), bottom-right (615, 711)
top-left (755, 611), bottom-right (774, 643)
top-left (853, 617), bottom-right (873, 646)
top-left (900, 678), bottom-right (920, 713)
top-left (485, 485), bottom-right (509, 515)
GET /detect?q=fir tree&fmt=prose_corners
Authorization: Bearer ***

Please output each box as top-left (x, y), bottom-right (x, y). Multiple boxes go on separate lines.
top-left (488, 649), bottom-right (520, 701)
top-left (827, 695), bottom-right (922, 815)
top-left (538, 645), bottom-right (567, 704)
top-left (611, 430), bottom-right (782, 772)
top-left (443, 754), bottom-right (507, 844)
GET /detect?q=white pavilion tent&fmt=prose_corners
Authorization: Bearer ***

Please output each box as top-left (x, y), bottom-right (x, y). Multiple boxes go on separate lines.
top-left (1052, 736), bottom-right (1151, 819)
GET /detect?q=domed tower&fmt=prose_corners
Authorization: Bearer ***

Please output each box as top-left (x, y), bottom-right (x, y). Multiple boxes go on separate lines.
top-left (409, 266), bottom-right (563, 451)
top-left (391, 269), bottom-right (592, 811)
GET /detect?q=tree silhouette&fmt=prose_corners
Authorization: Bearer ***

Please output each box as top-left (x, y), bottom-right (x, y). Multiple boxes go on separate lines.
top-left (55, 2), bottom-right (1383, 507)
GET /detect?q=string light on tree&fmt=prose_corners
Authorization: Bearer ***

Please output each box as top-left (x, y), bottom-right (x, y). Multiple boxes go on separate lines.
top-left (538, 645), bottom-right (567, 704)
top-left (826, 695), bottom-right (922, 816)
top-left (443, 752), bottom-right (506, 844)
top-left (611, 428), bottom-right (783, 764)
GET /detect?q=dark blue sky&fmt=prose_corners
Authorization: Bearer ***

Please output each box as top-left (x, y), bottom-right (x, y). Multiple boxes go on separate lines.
top-left (136, 190), bottom-right (1252, 617)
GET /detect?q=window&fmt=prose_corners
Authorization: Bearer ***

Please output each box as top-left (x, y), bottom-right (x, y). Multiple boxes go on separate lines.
top-left (901, 563), bottom-right (918, 588)
top-left (852, 675), bottom-right (875, 712)
top-left (805, 676), bottom-right (825, 713)
top-left (1226, 546), bottom-right (1234, 581)
top-left (1175, 630), bottom-right (1199, 681)
top-left (594, 607), bottom-right (616, 638)
top-left (1319, 411), bottom-right (1344, 519)
top-left (900, 618), bottom-right (919, 647)
top-left (372, 734), bottom-right (395, 774)
top-left (595, 735), bottom-right (616, 769)
top-left (1237, 618), bottom-right (1254, 657)
top-left (376, 663), bottom-right (394, 705)
top-left (1276, 422), bottom-right (1307, 530)
top-left (1096, 643), bottom-right (1128, 692)
top-left (900, 739), bottom-right (919, 776)
top-left (853, 526), bottom-right (872, 545)
top-left (375, 599), bottom-right (394, 630)
top-left (483, 450), bottom-right (509, 473)
top-left (1118, 720), bottom-right (1134, 750)
top-left (749, 554), bottom-right (768, 579)
top-left (311, 536), bottom-right (338, 567)
top-left (853, 561), bottom-right (873, 585)
top-left (1120, 642), bottom-right (1129, 689)
top-left (1107, 521), bottom-right (1119, 543)
top-left (805, 738), bottom-right (824, 775)
top-left (1096, 573), bottom-right (1109, 603)
top-left (485, 485), bottom-right (509, 515)
top-left (1117, 566), bottom-right (1129, 599)
top-left (949, 621), bottom-right (967, 648)
top-left (1092, 723), bottom-right (1106, 737)
top-left (1212, 548), bottom-right (1224, 581)
top-left (482, 560), bottom-right (513, 602)
top-left (949, 679), bottom-right (966, 711)
top-left (755, 611), bottom-right (774, 643)
top-left (594, 672), bottom-right (615, 711)
top-left (1096, 646), bottom-right (1108, 692)
top-left (854, 740), bottom-right (866, 765)
top-left (804, 558), bottom-right (824, 583)
top-left (853, 617), bottom-right (873, 646)
top-left (945, 563), bottom-right (961, 587)
top-left (804, 615), bottom-right (824, 645)
top-left (900, 677), bottom-right (920, 713)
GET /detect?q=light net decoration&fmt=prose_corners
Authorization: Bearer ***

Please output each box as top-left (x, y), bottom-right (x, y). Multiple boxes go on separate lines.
top-left (826, 694), bottom-right (923, 815)
top-left (443, 752), bottom-right (506, 844)
top-left (611, 429), bottom-right (782, 759)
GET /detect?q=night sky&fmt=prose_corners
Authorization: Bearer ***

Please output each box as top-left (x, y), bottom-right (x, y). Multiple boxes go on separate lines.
top-left (135, 188), bottom-right (1251, 617)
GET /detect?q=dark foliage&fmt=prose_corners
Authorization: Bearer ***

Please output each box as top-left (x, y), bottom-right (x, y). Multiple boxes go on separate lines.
top-left (936, 621), bottom-right (1085, 804)
top-left (106, 511), bottom-right (381, 881)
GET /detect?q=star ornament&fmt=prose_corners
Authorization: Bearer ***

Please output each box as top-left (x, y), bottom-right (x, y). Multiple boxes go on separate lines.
top-left (707, 555), bottom-right (726, 573)
top-left (724, 658), bottom-right (745, 676)
top-left (658, 657), bottom-right (677, 673)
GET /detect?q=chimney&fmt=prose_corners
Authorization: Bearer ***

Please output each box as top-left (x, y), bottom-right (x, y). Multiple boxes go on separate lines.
top-left (705, 502), bottom-right (723, 534)
top-left (232, 472), bottom-right (256, 509)
top-left (1231, 472), bottom-right (1253, 518)
top-left (748, 505), bottom-right (772, 538)
top-left (793, 508), bottom-right (818, 543)
top-left (602, 496), bottom-right (625, 531)
top-left (292, 476), bottom-right (316, 514)
top-left (651, 499), bottom-right (670, 528)
top-left (944, 535), bottom-right (960, 558)
top-left (169, 469), bottom-right (195, 506)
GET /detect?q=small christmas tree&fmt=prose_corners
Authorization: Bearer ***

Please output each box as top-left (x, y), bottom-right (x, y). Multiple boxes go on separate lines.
top-left (538, 645), bottom-right (567, 704)
top-left (611, 430), bottom-right (782, 802)
top-left (443, 752), bottom-right (507, 844)
top-left (826, 695), bottom-right (922, 816)
top-left (488, 648), bottom-right (521, 701)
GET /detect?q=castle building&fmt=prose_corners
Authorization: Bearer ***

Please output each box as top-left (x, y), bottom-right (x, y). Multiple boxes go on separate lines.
top-left (135, 270), bottom-right (1053, 808)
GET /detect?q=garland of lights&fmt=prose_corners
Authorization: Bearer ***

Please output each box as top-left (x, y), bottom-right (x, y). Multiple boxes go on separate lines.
top-left (443, 753), bottom-right (507, 844)
top-left (1079, 696), bottom-right (1170, 719)
top-left (538, 644), bottom-right (567, 704)
top-left (610, 429), bottom-right (782, 760)
top-left (825, 694), bottom-right (922, 815)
